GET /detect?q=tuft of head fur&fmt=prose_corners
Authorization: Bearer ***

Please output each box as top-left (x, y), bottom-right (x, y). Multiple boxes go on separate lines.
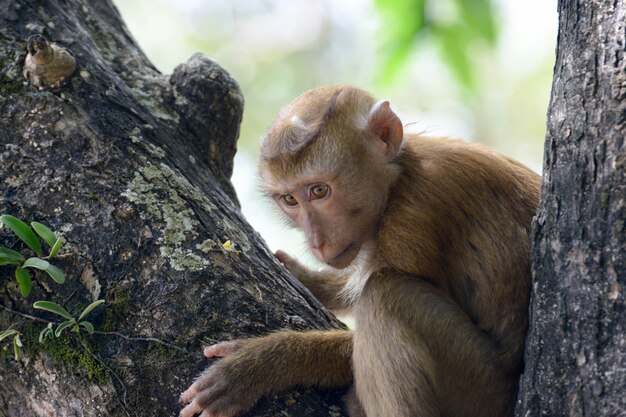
top-left (260, 85), bottom-right (378, 185)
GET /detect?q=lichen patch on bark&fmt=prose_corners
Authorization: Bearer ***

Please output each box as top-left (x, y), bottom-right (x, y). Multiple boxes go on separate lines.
top-left (128, 127), bottom-right (166, 158)
top-left (121, 162), bottom-right (212, 271)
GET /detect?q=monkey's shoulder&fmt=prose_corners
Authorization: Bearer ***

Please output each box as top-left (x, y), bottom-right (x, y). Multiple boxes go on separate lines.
top-left (403, 135), bottom-right (532, 171)
top-left (376, 135), bottom-right (540, 276)
top-left (398, 135), bottom-right (540, 201)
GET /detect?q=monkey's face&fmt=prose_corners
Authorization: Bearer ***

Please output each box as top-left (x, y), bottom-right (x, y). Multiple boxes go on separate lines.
top-left (267, 170), bottom-right (386, 269)
top-left (260, 86), bottom-right (404, 268)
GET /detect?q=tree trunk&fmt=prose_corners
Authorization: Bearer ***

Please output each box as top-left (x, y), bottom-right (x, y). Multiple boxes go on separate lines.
top-left (516, 0), bottom-right (625, 416)
top-left (0, 1), bottom-right (347, 416)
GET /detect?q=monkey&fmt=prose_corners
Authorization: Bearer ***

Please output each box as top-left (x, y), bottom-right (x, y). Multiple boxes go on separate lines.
top-left (180, 85), bottom-right (541, 417)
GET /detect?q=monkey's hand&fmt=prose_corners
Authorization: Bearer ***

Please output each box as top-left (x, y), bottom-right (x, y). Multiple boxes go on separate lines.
top-left (180, 331), bottom-right (353, 417)
top-left (179, 339), bottom-right (259, 417)
top-left (275, 250), bottom-right (309, 280)
top-left (276, 250), bottom-right (350, 313)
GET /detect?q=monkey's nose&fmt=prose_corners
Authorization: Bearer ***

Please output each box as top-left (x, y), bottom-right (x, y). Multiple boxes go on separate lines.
top-left (309, 239), bottom-right (325, 251)
top-left (306, 229), bottom-right (325, 251)
top-left (309, 240), bottom-right (329, 264)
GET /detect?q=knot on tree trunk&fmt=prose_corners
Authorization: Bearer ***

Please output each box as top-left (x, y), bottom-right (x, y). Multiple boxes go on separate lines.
top-left (23, 34), bottom-right (76, 89)
top-left (170, 53), bottom-right (244, 180)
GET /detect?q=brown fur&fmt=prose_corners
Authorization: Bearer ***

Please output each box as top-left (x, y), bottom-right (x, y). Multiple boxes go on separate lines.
top-left (180, 86), bottom-right (540, 417)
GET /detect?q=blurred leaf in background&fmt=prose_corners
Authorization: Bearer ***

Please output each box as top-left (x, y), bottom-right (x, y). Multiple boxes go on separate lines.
top-left (376, 0), bottom-right (498, 94)
top-left (375, 0), bottom-right (427, 84)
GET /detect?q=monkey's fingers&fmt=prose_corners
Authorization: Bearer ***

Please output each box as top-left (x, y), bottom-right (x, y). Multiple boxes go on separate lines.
top-left (204, 341), bottom-right (240, 358)
top-left (179, 383), bottom-right (199, 404)
top-left (199, 397), bottom-right (251, 417)
top-left (274, 250), bottom-right (293, 264)
top-left (275, 250), bottom-right (304, 274)
top-left (181, 360), bottom-right (228, 405)
top-left (180, 372), bottom-right (219, 405)
top-left (179, 399), bottom-right (202, 417)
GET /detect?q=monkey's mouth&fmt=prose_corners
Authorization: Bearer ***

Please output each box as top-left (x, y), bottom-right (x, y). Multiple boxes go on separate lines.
top-left (327, 242), bottom-right (358, 269)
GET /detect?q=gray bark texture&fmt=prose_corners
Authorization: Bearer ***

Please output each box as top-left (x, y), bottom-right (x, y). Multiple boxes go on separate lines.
top-left (0, 1), bottom-right (347, 416)
top-left (516, 0), bottom-right (625, 416)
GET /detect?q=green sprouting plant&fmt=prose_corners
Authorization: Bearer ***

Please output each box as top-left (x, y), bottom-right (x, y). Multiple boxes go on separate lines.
top-left (0, 214), bottom-right (104, 360)
top-left (0, 214), bottom-right (106, 361)
top-left (0, 300), bottom-right (106, 360)
top-left (0, 214), bottom-right (66, 297)
top-left (35, 300), bottom-right (105, 340)
top-left (0, 328), bottom-right (23, 360)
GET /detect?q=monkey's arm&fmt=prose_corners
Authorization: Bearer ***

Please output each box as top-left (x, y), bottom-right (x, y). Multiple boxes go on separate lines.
top-left (180, 330), bottom-right (353, 417)
top-left (276, 250), bottom-right (350, 312)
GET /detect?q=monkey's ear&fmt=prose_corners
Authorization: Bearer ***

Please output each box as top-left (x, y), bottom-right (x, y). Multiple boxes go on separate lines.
top-left (367, 100), bottom-right (404, 159)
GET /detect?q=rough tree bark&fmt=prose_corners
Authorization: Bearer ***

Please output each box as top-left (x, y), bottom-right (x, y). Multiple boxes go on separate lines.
top-left (0, 1), bottom-right (347, 416)
top-left (516, 0), bottom-right (625, 416)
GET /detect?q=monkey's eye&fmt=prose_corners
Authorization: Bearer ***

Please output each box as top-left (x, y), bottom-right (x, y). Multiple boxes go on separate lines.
top-left (281, 194), bottom-right (299, 206)
top-left (309, 184), bottom-right (329, 200)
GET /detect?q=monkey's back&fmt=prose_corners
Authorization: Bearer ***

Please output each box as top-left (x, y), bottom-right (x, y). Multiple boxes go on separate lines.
top-left (377, 134), bottom-right (541, 371)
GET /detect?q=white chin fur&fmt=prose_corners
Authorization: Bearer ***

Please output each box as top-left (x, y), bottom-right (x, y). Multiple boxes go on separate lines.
top-left (338, 241), bottom-right (376, 306)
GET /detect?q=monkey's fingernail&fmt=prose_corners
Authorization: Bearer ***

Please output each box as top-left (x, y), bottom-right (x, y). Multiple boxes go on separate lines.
top-left (179, 389), bottom-right (194, 404)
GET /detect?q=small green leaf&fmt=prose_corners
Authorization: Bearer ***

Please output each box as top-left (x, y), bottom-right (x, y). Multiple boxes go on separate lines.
top-left (23, 258), bottom-right (65, 284)
top-left (38, 327), bottom-right (46, 343)
top-left (71, 324), bottom-right (79, 333)
top-left (45, 264), bottom-right (65, 284)
top-left (78, 300), bottom-right (105, 321)
top-left (13, 337), bottom-right (21, 360)
top-left (49, 238), bottom-right (63, 258)
top-left (79, 321), bottom-right (95, 334)
top-left (54, 321), bottom-right (74, 337)
top-left (39, 323), bottom-right (53, 343)
top-left (31, 222), bottom-right (57, 248)
top-left (0, 329), bottom-right (19, 342)
top-left (15, 268), bottom-right (32, 297)
top-left (23, 257), bottom-right (50, 270)
top-left (0, 214), bottom-right (43, 256)
top-left (0, 247), bottom-right (25, 266)
top-left (33, 301), bottom-right (74, 320)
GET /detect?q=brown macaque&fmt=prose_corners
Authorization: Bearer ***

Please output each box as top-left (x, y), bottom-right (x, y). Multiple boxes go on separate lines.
top-left (180, 85), bottom-right (540, 417)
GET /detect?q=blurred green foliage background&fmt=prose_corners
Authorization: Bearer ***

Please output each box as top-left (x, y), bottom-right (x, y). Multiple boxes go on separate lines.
top-left (114, 0), bottom-right (556, 262)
